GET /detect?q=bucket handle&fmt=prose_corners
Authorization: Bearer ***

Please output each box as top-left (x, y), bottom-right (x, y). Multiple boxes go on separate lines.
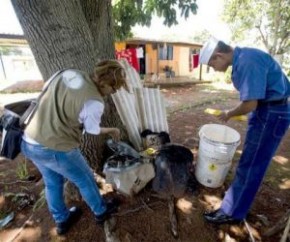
top-left (214, 140), bottom-right (241, 151)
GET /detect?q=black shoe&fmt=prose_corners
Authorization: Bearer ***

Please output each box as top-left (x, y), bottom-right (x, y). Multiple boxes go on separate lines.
top-left (203, 209), bottom-right (241, 225)
top-left (56, 207), bottom-right (82, 235)
top-left (203, 209), bottom-right (220, 217)
top-left (95, 199), bottom-right (119, 224)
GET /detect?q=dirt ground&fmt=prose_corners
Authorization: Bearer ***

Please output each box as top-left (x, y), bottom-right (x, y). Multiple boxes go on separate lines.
top-left (0, 81), bottom-right (290, 242)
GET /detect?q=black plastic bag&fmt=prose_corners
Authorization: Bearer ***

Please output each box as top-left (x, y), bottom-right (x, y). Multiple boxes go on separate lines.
top-left (103, 139), bottom-right (141, 169)
top-left (0, 121), bottom-right (23, 159)
top-left (0, 99), bottom-right (35, 160)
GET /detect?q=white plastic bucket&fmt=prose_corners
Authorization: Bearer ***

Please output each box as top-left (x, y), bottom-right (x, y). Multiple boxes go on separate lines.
top-left (195, 124), bottom-right (240, 188)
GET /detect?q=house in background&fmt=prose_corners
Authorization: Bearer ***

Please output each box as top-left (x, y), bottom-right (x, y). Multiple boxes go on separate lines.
top-left (115, 38), bottom-right (204, 81)
top-left (0, 33), bottom-right (42, 83)
top-left (0, 34), bottom-right (209, 84)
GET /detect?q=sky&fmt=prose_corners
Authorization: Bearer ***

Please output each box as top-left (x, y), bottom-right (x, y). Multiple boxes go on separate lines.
top-left (0, 0), bottom-right (231, 43)
top-left (132, 0), bottom-right (231, 43)
top-left (0, 0), bottom-right (23, 35)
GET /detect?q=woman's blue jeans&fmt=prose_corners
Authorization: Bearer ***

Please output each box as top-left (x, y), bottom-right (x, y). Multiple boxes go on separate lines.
top-left (220, 103), bottom-right (290, 220)
top-left (21, 140), bottom-right (107, 223)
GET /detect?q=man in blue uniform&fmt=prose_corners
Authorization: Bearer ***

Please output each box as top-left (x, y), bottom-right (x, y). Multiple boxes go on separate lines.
top-left (199, 38), bottom-right (290, 224)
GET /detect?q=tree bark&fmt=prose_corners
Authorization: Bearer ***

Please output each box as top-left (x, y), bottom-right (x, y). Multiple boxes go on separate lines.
top-left (12, 0), bottom-right (97, 79)
top-left (80, 0), bottom-right (115, 60)
top-left (78, 0), bottom-right (127, 171)
top-left (11, 0), bottom-right (126, 173)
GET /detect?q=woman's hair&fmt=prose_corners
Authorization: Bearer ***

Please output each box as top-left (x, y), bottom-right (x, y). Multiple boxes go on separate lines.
top-left (92, 59), bottom-right (128, 91)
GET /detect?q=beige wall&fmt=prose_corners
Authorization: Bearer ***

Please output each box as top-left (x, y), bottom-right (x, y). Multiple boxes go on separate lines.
top-left (178, 46), bottom-right (190, 76)
top-left (145, 44), bottom-right (157, 74)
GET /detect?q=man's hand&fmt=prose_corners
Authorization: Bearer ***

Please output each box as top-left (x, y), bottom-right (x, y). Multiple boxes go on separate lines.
top-left (218, 110), bottom-right (230, 122)
top-left (218, 100), bottom-right (257, 123)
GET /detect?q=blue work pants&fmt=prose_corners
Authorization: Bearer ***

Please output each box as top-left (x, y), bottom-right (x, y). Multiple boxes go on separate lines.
top-left (220, 103), bottom-right (290, 219)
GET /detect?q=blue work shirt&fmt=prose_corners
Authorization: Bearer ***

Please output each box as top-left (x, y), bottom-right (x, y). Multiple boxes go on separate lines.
top-left (232, 47), bottom-right (290, 101)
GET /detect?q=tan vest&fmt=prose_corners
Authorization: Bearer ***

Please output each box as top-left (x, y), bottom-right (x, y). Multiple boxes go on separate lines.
top-left (25, 69), bottom-right (104, 151)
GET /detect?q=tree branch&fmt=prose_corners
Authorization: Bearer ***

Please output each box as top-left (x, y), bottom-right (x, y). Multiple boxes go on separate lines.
top-left (256, 25), bottom-right (268, 50)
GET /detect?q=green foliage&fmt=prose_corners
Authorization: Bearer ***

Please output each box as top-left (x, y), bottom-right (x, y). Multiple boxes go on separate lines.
top-left (113, 0), bottom-right (198, 40)
top-left (223, 67), bottom-right (232, 84)
top-left (0, 46), bottom-right (23, 55)
top-left (16, 159), bottom-right (29, 180)
top-left (223, 0), bottom-right (261, 41)
top-left (223, 0), bottom-right (290, 57)
top-left (33, 189), bottom-right (46, 211)
top-left (189, 29), bottom-right (211, 43)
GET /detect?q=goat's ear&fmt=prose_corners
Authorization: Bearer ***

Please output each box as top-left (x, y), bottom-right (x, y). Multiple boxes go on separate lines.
top-left (159, 131), bottom-right (171, 144)
top-left (140, 129), bottom-right (153, 137)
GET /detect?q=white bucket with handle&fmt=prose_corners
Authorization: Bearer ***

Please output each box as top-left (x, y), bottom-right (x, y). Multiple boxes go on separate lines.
top-left (195, 124), bottom-right (240, 188)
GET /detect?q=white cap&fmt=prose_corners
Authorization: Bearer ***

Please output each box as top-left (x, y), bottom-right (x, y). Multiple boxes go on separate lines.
top-left (199, 37), bottom-right (219, 64)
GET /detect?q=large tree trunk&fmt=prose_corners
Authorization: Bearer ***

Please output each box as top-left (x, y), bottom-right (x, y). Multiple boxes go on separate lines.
top-left (80, 0), bottom-right (115, 60)
top-left (12, 0), bottom-right (97, 78)
top-left (12, 0), bottom-right (126, 172)
top-left (80, 97), bottom-right (127, 172)
top-left (78, 0), bottom-right (126, 172)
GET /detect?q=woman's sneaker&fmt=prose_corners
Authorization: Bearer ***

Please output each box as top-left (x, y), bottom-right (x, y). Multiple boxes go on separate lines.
top-left (95, 199), bottom-right (119, 224)
top-left (56, 207), bottom-right (82, 235)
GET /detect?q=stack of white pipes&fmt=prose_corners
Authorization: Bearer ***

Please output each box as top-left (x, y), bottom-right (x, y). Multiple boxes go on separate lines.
top-left (118, 59), bottom-right (143, 91)
top-left (112, 88), bottom-right (142, 151)
top-left (112, 87), bottom-right (168, 151)
top-left (112, 59), bottom-right (169, 151)
top-left (134, 87), bottom-right (168, 133)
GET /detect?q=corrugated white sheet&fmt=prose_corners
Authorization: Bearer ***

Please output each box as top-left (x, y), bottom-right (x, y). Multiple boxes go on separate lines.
top-left (112, 59), bottom-right (169, 150)
top-left (134, 88), bottom-right (168, 133)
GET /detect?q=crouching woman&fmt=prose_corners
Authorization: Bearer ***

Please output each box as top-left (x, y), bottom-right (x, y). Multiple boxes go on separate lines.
top-left (21, 60), bottom-right (128, 235)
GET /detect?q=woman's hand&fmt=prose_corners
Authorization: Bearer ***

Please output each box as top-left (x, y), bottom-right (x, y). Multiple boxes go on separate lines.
top-left (100, 127), bottom-right (120, 141)
top-left (108, 128), bottom-right (120, 142)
